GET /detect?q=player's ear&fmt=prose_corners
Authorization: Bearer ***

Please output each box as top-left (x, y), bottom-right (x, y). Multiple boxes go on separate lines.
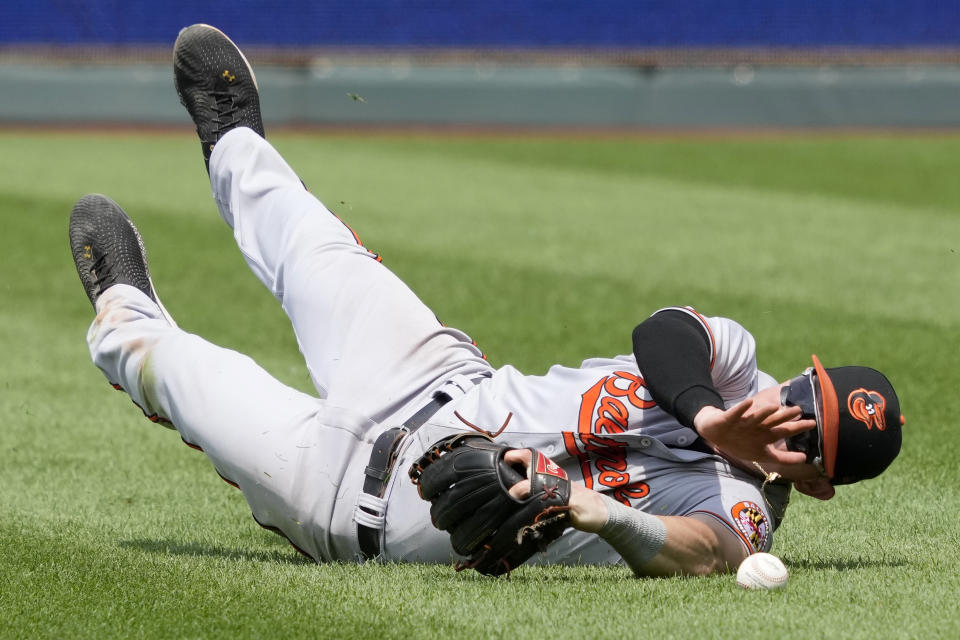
top-left (794, 478), bottom-right (835, 501)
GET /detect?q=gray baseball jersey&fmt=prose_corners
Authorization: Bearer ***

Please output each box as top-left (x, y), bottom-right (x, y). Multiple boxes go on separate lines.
top-left (384, 310), bottom-right (787, 565)
top-left (86, 127), bottom-right (786, 569)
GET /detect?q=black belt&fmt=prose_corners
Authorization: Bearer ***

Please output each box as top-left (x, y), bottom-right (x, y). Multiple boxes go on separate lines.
top-left (357, 375), bottom-right (489, 559)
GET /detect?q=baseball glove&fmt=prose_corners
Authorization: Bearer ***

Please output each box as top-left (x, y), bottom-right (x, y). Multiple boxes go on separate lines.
top-left (408, 433), bottom-right (571, 576)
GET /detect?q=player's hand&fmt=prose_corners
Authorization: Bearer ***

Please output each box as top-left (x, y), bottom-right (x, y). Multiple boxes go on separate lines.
top-left (504, 449), bottom-right (607, 533)
top-left (693, 397), bottom-right (815, 465)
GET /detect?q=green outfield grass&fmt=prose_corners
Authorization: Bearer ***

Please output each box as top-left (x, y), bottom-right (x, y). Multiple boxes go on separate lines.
top-left (1, 130), bottom-right (958, 639)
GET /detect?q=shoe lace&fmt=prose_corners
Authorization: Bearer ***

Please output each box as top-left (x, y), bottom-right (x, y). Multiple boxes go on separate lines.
top-left (92, 253), bottom-right (117, 289)
top-left (211, 90), bottom-right (241, 139)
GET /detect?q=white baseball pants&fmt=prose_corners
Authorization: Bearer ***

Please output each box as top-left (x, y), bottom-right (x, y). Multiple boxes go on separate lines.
top-left (87, 127), bottom-right (491, 562)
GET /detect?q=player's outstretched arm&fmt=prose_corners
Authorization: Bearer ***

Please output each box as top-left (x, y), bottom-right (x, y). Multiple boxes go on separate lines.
top-left (565, 481), bottom-right (747, 577)
top-left (506, 450), bottom-right (746, 577)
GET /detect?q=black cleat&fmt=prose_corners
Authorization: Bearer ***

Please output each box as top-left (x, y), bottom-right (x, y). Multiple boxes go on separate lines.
top-left (173, 24), bottom-right (265, 170)
top-left (69, 194), bottom-right (168, 316)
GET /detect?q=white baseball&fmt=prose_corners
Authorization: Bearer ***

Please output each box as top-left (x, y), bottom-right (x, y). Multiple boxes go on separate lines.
top-left (736, 553), bottom-right (789, 590)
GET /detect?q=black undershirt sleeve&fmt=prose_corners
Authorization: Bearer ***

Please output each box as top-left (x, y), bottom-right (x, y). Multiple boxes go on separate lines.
top-left (631, 310), bottom-right (725, 430)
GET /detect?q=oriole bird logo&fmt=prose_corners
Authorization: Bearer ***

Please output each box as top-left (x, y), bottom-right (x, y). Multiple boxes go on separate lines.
top-left (847, 389), bottom-right (887, 430)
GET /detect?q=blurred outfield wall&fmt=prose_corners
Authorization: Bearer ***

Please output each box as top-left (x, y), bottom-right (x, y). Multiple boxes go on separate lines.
top-left (3, 1), bottom-right (960, 128)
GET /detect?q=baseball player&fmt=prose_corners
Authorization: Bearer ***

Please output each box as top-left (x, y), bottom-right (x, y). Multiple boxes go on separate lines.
top-left (68, 24), bottom-right (904, 577)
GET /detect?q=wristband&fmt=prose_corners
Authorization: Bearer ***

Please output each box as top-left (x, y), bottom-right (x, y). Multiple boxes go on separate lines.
top-left (598, 494), bottom-right (667, 574)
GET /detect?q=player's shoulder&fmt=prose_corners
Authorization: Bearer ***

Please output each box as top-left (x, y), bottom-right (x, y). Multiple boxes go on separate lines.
top-left (651, 306), bottom-right (755, 360)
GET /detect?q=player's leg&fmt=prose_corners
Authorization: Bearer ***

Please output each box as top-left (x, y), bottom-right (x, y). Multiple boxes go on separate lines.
top-left (70, 194), bottom-right (361, 562)
top-left (174, 25), bottom-right (490, 422)
top-left (211, 129), bottom-right (489, 419)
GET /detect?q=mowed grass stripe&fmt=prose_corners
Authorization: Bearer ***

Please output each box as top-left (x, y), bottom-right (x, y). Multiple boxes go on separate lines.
top-left (5, 131), bottom-right (960, 215)
top-left (272, 134), bottom-right (960, 214)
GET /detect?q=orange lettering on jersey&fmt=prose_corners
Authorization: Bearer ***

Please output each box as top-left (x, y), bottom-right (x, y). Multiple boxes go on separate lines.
top-left (573, 373), bottom-right (658, 506)
top-left (596, 454), bottom-right (627, 473)
top-left (595, 396), bottom-right (628, 433)
top-left (578, 378), bottom-right (607, 434)
top-left (614, 481), bottom-right (650, 504)
top-left (582, 434), bottom-right (632, 501)
top-left (562, 431), bottom-right (593, 490)
top-left (604, 371), bottom-right (657, 409)
top-left (564, 431), bottom-right (654, 506)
